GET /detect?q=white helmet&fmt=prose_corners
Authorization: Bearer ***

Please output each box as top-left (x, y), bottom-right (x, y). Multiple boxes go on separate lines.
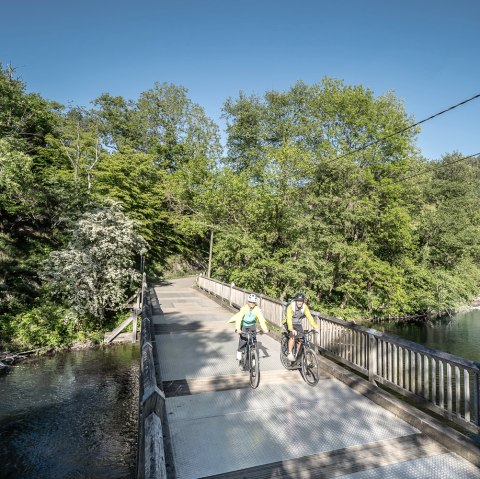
top-left (247, 293), bottom-right (258, 304)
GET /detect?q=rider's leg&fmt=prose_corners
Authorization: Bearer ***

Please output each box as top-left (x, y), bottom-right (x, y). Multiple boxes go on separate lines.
top-left (237, 332), bottom-right (247, 360)
top-left (288, 333), bottom-right (295, 354)
top-left (288, 324), bottom-right (303, 360)
top-left (287, 326), bottom-right (298, 360)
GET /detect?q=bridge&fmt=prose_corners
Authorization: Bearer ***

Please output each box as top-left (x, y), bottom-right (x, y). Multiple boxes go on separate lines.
top-left (136, 276), bottom-right (480, 479)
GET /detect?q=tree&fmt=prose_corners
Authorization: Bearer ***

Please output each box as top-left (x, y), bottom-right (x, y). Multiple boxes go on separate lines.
top-left (218, 78), bottom-right (424, 317)
top-left (93, 83), bottom-right (222, 270)
top-left (0, 63), bottom-right (59, 153)
top-left (42, 203), bottom-right (147, 325)
top-left (413, 153), bottom-right (480, 311)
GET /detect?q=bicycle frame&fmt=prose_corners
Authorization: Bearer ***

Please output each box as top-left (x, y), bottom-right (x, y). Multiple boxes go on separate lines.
top-left (291, 330), bottom-right (314, 361)
top-left (240, 330), bottom-right (256, 363)
top-left (280, 329), bottom-right (320, 385)
top-left (239, 329), bottom-right (261, 388)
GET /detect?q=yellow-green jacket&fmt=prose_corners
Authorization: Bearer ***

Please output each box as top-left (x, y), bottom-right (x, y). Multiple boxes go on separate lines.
top-left (284, 301), bottom-right (318, 331)
top-left (228, 304), bottom-right (269, 332)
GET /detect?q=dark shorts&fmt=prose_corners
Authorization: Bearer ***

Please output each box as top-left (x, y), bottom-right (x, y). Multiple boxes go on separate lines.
top-left (238, 325), bottom-right (256, 351)
top-left (291, 323), bottom-right (304, 338)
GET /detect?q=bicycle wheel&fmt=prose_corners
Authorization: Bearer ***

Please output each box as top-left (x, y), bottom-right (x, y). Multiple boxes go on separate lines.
top-left (280, 334), bottom-right (291, 369)
top-left (301, 348), bottom-right (320, 386)
top-left (249, 347), bottom-right (260, 388)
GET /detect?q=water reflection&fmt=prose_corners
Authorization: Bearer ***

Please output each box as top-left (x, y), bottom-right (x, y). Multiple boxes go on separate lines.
top-left (377, 309), bottom-right (480, 362)
top-left (0, 344), bottom-right (139, 479)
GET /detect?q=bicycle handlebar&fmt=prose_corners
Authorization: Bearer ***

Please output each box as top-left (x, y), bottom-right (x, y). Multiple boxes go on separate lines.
top-left (236, 330), bottom-right (264, 335)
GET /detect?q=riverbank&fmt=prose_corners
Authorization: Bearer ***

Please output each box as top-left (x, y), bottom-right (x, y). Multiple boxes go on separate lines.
top-left (361, 300), bottom-right (480, 328)
top-left (0, 339), bottom-right (113, 371)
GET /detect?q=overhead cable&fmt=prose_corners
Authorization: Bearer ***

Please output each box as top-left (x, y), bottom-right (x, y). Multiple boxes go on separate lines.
top-left (390, 152), bottom-right (480, 184)
top-left (321, 92), bottom-right (480, 166)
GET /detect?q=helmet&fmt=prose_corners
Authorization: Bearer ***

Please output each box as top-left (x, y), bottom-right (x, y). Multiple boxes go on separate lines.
top-left (247, 293), bottom-right (258, 304)
top-left (294, 293), bottom-right (305, 302)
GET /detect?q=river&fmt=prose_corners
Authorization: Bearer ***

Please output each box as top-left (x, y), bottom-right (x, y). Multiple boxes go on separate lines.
top-left (375, 308), bottom-right (480, 363)
top-left (0, 343), bottom-right (139, 479)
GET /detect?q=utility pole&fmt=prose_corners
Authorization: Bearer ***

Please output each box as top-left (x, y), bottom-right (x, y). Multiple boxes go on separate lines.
top-left (207, 229), bottom-right (213, 278)
top-left (140, 248), bottom-right (147, 275)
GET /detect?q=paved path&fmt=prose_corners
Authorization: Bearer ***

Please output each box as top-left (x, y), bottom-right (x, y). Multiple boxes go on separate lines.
top-left (151, 277), bottom-right (480, 479)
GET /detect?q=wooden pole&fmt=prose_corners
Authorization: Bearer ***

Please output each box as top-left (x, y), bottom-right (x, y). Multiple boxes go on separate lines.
top-left (207, 229), bottom-right (214, 278)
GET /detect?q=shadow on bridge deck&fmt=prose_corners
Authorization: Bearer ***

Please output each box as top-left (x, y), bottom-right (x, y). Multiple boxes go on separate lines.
top-left (150, 277), bottom-right (480, 479)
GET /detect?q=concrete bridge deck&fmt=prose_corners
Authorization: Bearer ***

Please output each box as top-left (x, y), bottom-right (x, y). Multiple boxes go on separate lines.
top-left (150, 277), bottom-right (480, 479)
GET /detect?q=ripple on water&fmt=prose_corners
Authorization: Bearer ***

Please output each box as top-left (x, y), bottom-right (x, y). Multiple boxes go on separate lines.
top-left (0, 344), bottom-right (140, 479)
top-left (377, 309), bottom-right (480, 363)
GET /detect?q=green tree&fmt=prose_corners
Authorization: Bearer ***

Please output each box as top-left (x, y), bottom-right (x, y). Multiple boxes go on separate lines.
top-left (41, 203), bottom-right (147, 326)
top-left (0, 63), bottom-right (59, 153)
top-left (217, 78), bottom-right (424, 317)
top-left (93, 83), bottom-right (221, 270)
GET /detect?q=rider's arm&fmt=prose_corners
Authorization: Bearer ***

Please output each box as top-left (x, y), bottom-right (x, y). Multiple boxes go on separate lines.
top-left (228, 305), bottom-right (246, 330)
top-left (285, 304), bottom-right (294, 331)
top-left (304, 305), bottom-right (319, 329)
top-left (254, 307), bottom-right (269, 332)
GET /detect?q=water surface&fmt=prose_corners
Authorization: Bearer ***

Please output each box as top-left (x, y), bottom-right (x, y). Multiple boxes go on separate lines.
top-left (0, 344), bottom-right (139, 479)
top-left (376, 309), bottom-right (480, 363)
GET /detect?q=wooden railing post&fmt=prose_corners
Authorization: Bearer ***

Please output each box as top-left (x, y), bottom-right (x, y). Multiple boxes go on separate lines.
top-left (140, 272), bottom-right (146, 309)
top-left (229, 282), bottom-right (234, 306)
top-left (137, 287), bottom-right (168, 479)
top-left (368, 329), bottom-right (377, 383)
top-left (474, 372), bottom-right (480, 426)
top-left (132, 312), bottom-right (138, 343)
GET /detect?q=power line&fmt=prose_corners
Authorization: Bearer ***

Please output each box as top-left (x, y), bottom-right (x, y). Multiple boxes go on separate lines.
top-left (319, 92), bottom-right (480, 167)
top-left (390, 152), bottom-right (480, 185)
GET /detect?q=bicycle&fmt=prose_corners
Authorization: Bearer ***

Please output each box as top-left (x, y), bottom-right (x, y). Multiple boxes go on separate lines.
top-left (280, 328), bottom-right (320, 386)
top-left (239, 328), bottom-right (261, 388)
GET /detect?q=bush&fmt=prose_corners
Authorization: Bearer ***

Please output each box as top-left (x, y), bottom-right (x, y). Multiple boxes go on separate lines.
top-left (12, 303), bottom-right (80, 349)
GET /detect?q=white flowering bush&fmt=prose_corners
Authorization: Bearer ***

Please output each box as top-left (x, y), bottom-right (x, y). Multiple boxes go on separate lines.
top-left (42, 203), bottom-right (147, 325)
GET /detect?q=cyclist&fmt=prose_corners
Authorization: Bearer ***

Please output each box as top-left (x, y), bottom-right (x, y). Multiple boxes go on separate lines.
top-left (284, 292), bottom-right (318, 361)
top-left (229, 293), bottom-right (269, 362)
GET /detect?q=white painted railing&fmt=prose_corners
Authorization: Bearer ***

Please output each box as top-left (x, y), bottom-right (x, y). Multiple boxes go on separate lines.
top-left (197, 275), bottom-right (480, 433)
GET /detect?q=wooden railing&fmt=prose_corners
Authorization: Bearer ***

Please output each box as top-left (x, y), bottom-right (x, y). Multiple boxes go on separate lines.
top-left (197, 275), bottom-right (480, 434)
top-left (197, 274), bottom-right (286, 326)
top-left (104, 289), bottom-right (141, 344)
top-left (136, 273), bottom-right (168, 479)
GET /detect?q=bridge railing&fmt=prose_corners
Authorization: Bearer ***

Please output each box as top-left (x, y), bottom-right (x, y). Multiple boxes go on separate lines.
top-left (197, 274), bottom-right (287, 326)
top-left (197, 275), bottom-right (480, 434)
top-left (137, 273), bottom-right (168, 479)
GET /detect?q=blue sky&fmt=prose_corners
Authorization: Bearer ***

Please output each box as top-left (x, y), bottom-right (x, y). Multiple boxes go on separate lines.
top-left (1, 0), bottom-right (478, 160)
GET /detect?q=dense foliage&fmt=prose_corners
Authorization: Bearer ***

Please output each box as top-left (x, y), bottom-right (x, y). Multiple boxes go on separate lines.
top-left (211, 80), bottom-right (480, 319)
top-left (1, 65), bottom-right (478, 350)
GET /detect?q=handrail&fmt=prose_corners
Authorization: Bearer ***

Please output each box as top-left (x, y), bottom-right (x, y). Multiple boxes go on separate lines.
top-left (316, 312), bottom-right (480, 373)
top-left (197, 274), bottom-right (480, 434)
top-left (136, 273), bottom-right (168, 479)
